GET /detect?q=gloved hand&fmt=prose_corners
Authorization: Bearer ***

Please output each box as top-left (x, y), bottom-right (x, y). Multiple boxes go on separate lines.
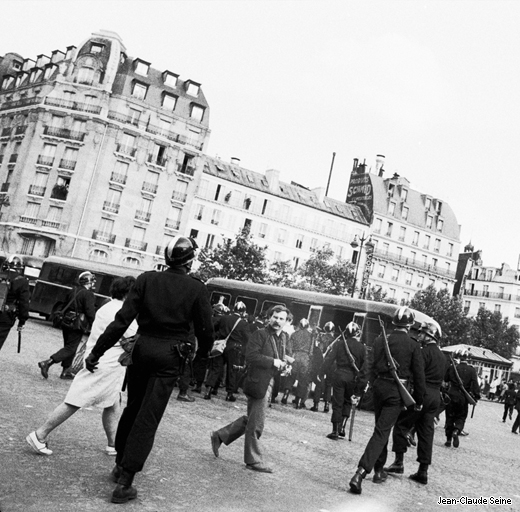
top-left (85, 353), bottom-right (100, 373)
top-left (351, 395), bottom-right (360, 406)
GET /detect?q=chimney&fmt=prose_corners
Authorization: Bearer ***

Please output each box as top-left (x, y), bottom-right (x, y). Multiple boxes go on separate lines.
top-left (376, 154), bottom-right (385, 177)
top-left (230, 156), bottom-right (240, 166)
top-left (312, 186), bottom-right (326, 203)
top-left (352, 158), bottom-right (359, 173)
top-left (265, 169), bottom-right (280, 192)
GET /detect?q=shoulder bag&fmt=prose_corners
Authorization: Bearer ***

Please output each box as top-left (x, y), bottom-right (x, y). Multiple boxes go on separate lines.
top-left (210, 318), bottom-right (242, 357)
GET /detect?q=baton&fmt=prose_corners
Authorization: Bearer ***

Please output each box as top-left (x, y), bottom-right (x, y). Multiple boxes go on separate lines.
top-left (348, 407), bottom-right (356, 441)
top-left (17, 330), bottom-right (21, 353)
top-left (471, 403), bottom-right (476, 418)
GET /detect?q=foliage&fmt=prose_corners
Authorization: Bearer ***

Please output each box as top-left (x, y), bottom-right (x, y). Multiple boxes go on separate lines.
top-left (194, 227), bottom-right (268, 283)
top-left (468, 308), bottom-right (519, 359)
top-left (364, 285), bottom-right (397, 304)
top-left (409, 285), bottom-right (470, 347)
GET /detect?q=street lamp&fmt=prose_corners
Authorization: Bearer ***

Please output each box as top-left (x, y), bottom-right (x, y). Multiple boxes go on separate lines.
top-left (350, 233), bottom-right (374, 298)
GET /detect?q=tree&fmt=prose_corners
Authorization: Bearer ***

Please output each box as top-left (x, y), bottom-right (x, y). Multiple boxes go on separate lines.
top-left (364, 285), bottom-right (397, 304)
top-left (409, 285), bottom-right (470, 347)
top-left (469, 308), bottom-right (519, 359)
top-left (266, 260), bottom-right (296, 288)
top-left (193, 227), bottom-right (268, 282)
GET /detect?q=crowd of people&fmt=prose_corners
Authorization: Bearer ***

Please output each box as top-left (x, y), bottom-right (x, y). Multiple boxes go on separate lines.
top-left (1, 245), bottom-right (519, 504)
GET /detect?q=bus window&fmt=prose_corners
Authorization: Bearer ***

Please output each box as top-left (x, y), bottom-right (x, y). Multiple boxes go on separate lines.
top-left (260, 300), bottom-right (286, 316)
top-left (330, 309), bottom-right (354, 330)
top-left (291, 302), bottom-right (310, 326)
top-left (308, 306), bottom-right (322, 329)
top-left (210, 292), bottom-right (231, 308)
top-left (362, 317), bottom-right (382, 347)
top-left (353, 312), bottom-right (366, 330)
top-left (235, 296), bottom-right (258, 316)
top-left (49, 266), bottom-right (78, 286)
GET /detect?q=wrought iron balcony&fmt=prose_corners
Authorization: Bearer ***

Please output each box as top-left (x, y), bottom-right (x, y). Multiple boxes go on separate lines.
top-left (28, 185), bottom-right (46, 196)
top-left (110, 172), bottom-right (127, 185)
top-left (135, 210), bottom-right (151, 222)
top-left (58, 159), bottom-right (76, 171)
top-left (92, 230), bottom-right (116, 244)
top-left (125, 238), bottom-right (147, 251)
top-left (44, 97), bottom-right (102, 114)
top-left (19, 215), bottom-right (38, 225)
top-left (115, 143), bottom-right (137, 157)
top-left (102, 201), bottom-right (120, 214)
top-left (165, 218), bottom-right (180, 230)
top-left (141, 182), bottom-right (158, 194)
top-left (463, 289), bottom-right (514, 301)
top-left (147, 154), bottom-right (167, 167)
top-left (0, 96), bottom-right (41, 111)
top-left (43, 125), bottom-right (86, 142)
top-left (37, 155), bottom-right (54, 166)
top-left (172, 190), bottom-right (187, 202)
top-left (176, 163), bottom-right (195, 176)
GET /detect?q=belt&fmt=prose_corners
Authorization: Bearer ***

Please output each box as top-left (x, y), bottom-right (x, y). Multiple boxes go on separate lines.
top-left (377, 376), bottom-right (408, 385)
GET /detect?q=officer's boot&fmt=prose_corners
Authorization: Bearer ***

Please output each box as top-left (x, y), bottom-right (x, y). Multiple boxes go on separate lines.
top-left (385, 452), bottom-right (404, 474)
top-left (349, 467), bottom-right (366, 494)
top-left (281, 389), bottom-right (290, 405)
top-left (310, 401), bottom-right (319, 412)
top-left (326, 422), bottom-right (339, 440)
top-left (38, 359), bottom-right (55, 379)
top-left (452, 429), bottom-right (460, 448)
top-left (111, 469), bottom-right (137, 503)
top-left (204, 387), bottom-right (213, 400)
top-left (298, 398), bottom-right (307, 409)
top-left (409, 463), bottom-right (428, 485)
top-left (338, 416), bottom-right (348, 438)
top-left (323, 401), bottom-right (330, 413)
top-left (372, 465), bottom-right (388, 483)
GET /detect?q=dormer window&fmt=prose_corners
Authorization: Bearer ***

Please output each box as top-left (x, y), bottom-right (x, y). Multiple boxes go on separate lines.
top-left (132, 81), bottom-right (148, 100)
top-left (90, 43), bottom-right (104, 54)
top-left (400, 188), bottom-right (408, 201)
top-left (185, 80), bottom-right (200, 97)
top-left (402, 205), bottom-right (409, 221)
top-left (435, 200), bottom-right (442, 215)
top-left (437, 218), bottom-right (444, 232)
top-left (134, 60), bottom-right (150, 76)
top-left (190, 104), bottom-right (205, 122)
top-left (426, 215), bottom-right (433, 229)
top-left (425, 197), bottom-right (431, 210)
top-left (15, 75), bottom-right (23, 87)
top-left (162, 93), bottom-right (177, 111)
top-left (1, 76), bottom-right (14, 89)
top-left (12, 60), bottom-right (22, 71)
top-left (388, 182), bottom-right (395, 197)
top-left (163, 72), bottom-right (178, 88)
top-left (43, 65), bottom-right (55, 80)
top-left (388, 202), bottom-right (396, 215)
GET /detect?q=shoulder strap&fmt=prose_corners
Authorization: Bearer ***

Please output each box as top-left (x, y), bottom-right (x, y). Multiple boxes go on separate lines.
top-left (224, 317), bottom-right (242, 342)
top-left (62, 289), bottom-right (78, 313)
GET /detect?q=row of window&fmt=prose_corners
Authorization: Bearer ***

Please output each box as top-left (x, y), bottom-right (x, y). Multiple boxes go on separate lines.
top-left (374, 264), bottom-right (449, 286)
top-left (1, 64), bottom-right (57, 90)
top-left (385, 199), bottom-right (444, 231)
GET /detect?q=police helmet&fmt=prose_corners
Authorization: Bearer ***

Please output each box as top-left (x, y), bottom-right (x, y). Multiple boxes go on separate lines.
top-left (346, 321), bottom-right (361, 337)
top-left (164, 236), bottom-right (198, 267)
top-left (2, 254), bottom-right (24, 273)
top-left (234, 301), bottom-right (247, 313)
top-left (213, 303), bottom-right (229, 315)
top-left (299, 318), bottom-right (310, 329)
top-left (421, 322), bottom-right (441, 342)
top-left (78, 271), bottom-right (96, 286)
top-left (392, 306), bottom-right (415, 327)
top-left (324, 321), bottom-right (335, 333)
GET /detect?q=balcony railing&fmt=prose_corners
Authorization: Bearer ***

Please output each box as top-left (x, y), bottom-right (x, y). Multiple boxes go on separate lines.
top-left (43, 125), bottom-right (86, 142)
top-left (176, 163), bottom-right (195, 176)
top-left (108, 111), bottom-right (143, 127)
top-left (172, 190), bottom-right (187, 202)
top-left (135, 210), bottom-right (151, 222)
top-left (115, 143), bottom-right (137, 157)
top-left (58, 159), bottom-right (76, 171)
top-left (28, 185), bottom-right (46, 196)
top-left (9, 154), bottom-right (18, 163)
top-left (0, 96), bottom-right (41, 111)
top-left (463, 289), bottom-right (515, 301)
top-left (110, 172), bottom-right (127, 185)
top-left (125, 238), bottom-right (147, 251)
top-left (102, 201), bottom-right (120, 214)
top-left (37, 155), bottom-right (55, 166)
top-left (19, 215), bottom-right (38, 225)
top-left (372, 247), bottom-right (456, 279)
top-left (44, 97), bottom-right (102, 114)
top-left (92, 230), bottom-right (116, 244)
top-left (41, 219), bottom-right (61, 229)
top-left (141, 182), bottom-right (158, 194)
top-left (1, 183), bottom-right (9, 192)
top-left (147, 154), bottom-right (167, 167)
top-left (165, 218), bottom-right (180, 230)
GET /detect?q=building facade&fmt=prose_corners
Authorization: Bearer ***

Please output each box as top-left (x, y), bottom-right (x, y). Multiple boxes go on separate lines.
top-left (0, 30), bottom-right (210, 269)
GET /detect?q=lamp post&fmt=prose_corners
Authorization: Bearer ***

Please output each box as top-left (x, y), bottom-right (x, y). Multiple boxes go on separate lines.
top-left (350, 233), bottom-right (374, 298)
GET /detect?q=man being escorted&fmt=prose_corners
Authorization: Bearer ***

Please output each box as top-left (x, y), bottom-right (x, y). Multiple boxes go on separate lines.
top-left (385, 322), bottom-right (447, 485)
top-left (210, 305), bottom-right (292, 473)
top-left (85, 237), bottom-right (214, 504)
top-left (444, 350), bottom-right (480, 448)
top-left (349, 307), bottom-right (425, 494)
top-left (320, 322), bottom-right (365, 440)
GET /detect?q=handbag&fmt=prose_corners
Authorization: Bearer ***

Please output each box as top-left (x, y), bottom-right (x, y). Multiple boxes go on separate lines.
top-left (210, 318), bottom-right (242, 357)
top-left (118, 334), bottom-right (140, 366)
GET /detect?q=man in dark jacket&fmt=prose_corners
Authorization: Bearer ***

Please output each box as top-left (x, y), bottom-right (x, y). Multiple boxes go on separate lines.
top-left (349, 307), bottom-right (426, 494)
top-left (0, 255), bottom-right (30, 353)
top-left (84, 236), bottom-right (214, 504)
top-left (38, 270), bottom-right (96, 379)
top-left (210, 305), bottom-right (292, 474)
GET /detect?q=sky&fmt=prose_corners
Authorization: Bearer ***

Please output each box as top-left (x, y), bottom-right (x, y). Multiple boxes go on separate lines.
top-left (4, 0), bottom-right (520, 268)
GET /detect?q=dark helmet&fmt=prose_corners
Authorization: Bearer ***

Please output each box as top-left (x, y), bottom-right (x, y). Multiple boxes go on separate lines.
top-left (2, 254), bottom-right (24, 273)
top-left (234, 301), bottom-right (247, 314)
top-left (346, 321), bottom-right (360, 337)
top-left (164, 236), bottom-right (197, 267)
top-left (299, 318), bottom-right (310, 329)
top-left (392, 306), bottom-right (415, 327)
top-left (78, 271), bottom-right (96, 286)
top-left (421, 322), bottom-right (441, 341)
top-left (324, 321), bottom-right (335, 333)
top-left (213, 303), bottom-right (229, 315)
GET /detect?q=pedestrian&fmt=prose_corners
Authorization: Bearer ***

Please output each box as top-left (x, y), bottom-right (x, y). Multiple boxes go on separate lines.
top-left (26, 276), bottom-right (138, 456)
top-left (320, 322), bottom-right (366, 440)
top-left (444, 351), bottom-right (480, 448)
top-left (84, 236), bottom-right (214, 504)
top-left (489, 376), bottom-right (501, 400)
top-left (385, 322), bottom-right (447, 485)
top-left (310, 322), bottom-right (335, 412)
top-left (502, 383), bottom-right (516, 422)
top-left (38, 271), bottom-right (96, 380)
top-left (0, 255), bottom-right (30, 353)
top-left (511, 385), bottom-right (520, 434)
top-left (210, 305), bottom-right (292, 474)
top-left (348, 307), bottom-right (426, 495)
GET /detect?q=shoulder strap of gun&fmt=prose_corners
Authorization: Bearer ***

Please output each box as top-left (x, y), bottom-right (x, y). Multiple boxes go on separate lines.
top-left (340, 328), bottom-right (360, 373)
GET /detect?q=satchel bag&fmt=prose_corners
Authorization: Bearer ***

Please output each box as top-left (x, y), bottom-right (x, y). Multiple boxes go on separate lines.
top-left (118, 334), bottom-right (140, 366)
top-left (51, 292), bottom-right (78, 329)
top-left (210, 318), bottom-right (242, 357)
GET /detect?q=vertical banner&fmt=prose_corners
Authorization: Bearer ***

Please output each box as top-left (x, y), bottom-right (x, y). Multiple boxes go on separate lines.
top-left (360, 243), bottom-right (374, 299)
top-left (346, 168), bottom-right (374, 224)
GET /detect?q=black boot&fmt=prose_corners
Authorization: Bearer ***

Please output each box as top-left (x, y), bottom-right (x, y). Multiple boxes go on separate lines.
top-left (323, 402), bottom-right (330, 413)
top-left (192, 384), bottom-right (202, 393)
top-left (281, 390), bottom-right (289, 405)
top-left (225, 392), bottom-right (236, 402)
top-left (372, 467), bottom-right (388, 483)
top-left (204, 387), bottom-right (213, 400)
top-left (326, 422), bottom-right (339, 440)
top-left (385, 452), bottom-right (404, 474)
top-left (349, 467), bottom-right (366, 494)
top-left (298, 399), bottom-right (307, 409)
top-left (409, 463), bottom-right (428, 485)
top-left (452, 429), bottom-right (460, 448)
top-left (38, 359), bottom-right (54, 379)
top-left (111, 469), bottom-right (137, 503)
top-left (338, 417), bottom-right (348, 438)
top-left (310, 401), bottom-right (319, 412)
top-left (110, 464), bottom-right (122, 483)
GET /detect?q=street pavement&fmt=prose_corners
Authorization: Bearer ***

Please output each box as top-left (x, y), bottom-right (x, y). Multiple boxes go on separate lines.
top-left (0, 317), bottom-right (518, 512)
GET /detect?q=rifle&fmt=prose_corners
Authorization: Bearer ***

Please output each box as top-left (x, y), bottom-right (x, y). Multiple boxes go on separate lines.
top-left (340, 327), bottom-right (360, 374)
top-left (17, 330), bottom-right (21, 353)
top-left (377, 316), bottom-right (416, 408)
top-left (448, 354), bottom-right (477, 407)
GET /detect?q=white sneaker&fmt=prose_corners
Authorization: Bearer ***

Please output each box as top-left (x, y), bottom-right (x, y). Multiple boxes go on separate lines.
top-left (26, 431), bottom-right (53, 455)
top-left (105, 446), bottom-right (117, 456)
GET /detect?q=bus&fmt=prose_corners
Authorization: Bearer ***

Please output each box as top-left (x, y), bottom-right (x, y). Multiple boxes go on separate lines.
top-left (30, 256), bottom-right (142, 319)
top-left (205, 278), bottom-right (440, 346)
top-left (0, 254), bottom-right (44, 295)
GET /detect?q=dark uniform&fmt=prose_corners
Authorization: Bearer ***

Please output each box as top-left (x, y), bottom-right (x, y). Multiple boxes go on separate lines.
top-left (287, 326), bottom-right (314, 407)
top-left (320, 329), bottom-right (365, 438)
top-left (88, 267), bottom-right (214, 479)
top-left (0, 272), bottom-right (30, 352)
top-left (444, 357), bottom-right (480, 446)
top-left (310, 328), bottom-right (335, 411)
top-left (512, 388), bottom-right (520, 434)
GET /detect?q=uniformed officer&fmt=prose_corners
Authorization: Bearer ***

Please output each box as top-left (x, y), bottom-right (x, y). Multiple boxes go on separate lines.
top-left (320, 322), bottom-right (366, 440)
top-left (385, 322), bottom-right (447, 485)
top-left (85, 236), bottom-right (214, 504)
top-left (444, 350), bottom-right (480, 449)
top-left (0, 255), bottom-right (30, 353)
top-left (310, 321), bottom-right (335, 412)
top-left (349, 307), bottom-right (426, 495)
